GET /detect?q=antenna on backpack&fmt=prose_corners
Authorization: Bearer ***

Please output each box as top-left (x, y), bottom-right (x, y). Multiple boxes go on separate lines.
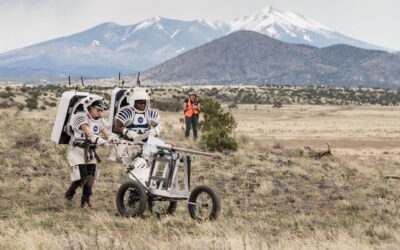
top-left (79, 76), bottom-right (86, 91)
top-left (136, 72), bottom-right (141, 87)
top-left (67, 75), bottom-right (78, 93)
top-left (118, 72), bottom-right (125, 88)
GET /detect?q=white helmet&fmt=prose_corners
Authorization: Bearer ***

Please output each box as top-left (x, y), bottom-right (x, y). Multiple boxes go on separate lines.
top-left (81, 94), bottom-right (108, 112)
top-left (128, 90), bottom-right (150, 113)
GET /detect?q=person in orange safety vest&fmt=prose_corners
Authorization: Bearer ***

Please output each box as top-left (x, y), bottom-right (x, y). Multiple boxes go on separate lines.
top-left (183, 91), bottom-right (200, 140)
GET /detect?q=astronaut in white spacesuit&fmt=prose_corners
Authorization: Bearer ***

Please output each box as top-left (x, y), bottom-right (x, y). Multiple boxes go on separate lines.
top-left (112, 90), bottom-right (161, 183)
top-left (65, 95), bottom-right (115, 207)
top-left (113, 90), bottom-right (161, 142)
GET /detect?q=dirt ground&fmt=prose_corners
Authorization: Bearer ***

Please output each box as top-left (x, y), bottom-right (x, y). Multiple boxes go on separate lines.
top-left (162, 104), bottom-right (400, 156)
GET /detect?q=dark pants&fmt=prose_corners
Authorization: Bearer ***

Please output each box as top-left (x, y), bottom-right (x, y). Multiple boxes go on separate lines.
top-left (185, 115), bottom-right (199, 139)
top-left (65, 164), bottom-right (96, 200)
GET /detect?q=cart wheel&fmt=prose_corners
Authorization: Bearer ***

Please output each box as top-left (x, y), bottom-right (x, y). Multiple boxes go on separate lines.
top-left (116, 181), bottom-right (147, 217)
top-left (148, 199), bottom-right (178, 216)
top-left (188, 185), bottom-right (220, 221)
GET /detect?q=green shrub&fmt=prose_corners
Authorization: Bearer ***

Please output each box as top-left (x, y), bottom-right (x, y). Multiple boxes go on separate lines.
top-left (200, 128), bottom-right (237, 152)
top-left (20, 85), bottom-right (29, 93)
top-left (0, 101), bottom-right (11, 109)
top-left (199, 97), bottom-right (237, 152)
top-left (48, 102), bottom-right (57, 107)
top-left (200, 97), bottom-right (236, 133)
top-left (26, 98), bottom-right (38, 110)
top-left (43, 100), bottom-right (57, 107)
top-left (272, 100), bottom-right (282, 108)
top-left (0, 91), bottom-right (15, 99)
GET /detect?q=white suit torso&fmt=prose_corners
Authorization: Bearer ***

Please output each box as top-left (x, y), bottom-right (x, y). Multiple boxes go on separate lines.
top-left (115, 106), bottom-right (161, 135)
top-left (67, 112), bottom-right (106, 166)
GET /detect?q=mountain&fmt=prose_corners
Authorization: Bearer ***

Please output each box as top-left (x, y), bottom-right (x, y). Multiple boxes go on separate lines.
top-left (0, 6), bottom-right (390, 81)
top-left (228, 6), bottom-right (386, 51)
top-left (0, 18), bottom-right (228, 80)
top-left (143, 31), bottom-right (400, 87)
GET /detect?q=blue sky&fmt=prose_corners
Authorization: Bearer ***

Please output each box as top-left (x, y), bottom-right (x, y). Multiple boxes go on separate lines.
top-left (0, 0), bottom-right (398, 53)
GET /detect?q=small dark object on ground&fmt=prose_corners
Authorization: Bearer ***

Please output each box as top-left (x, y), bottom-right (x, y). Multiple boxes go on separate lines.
top-left (304, 144), bottom-right (332, 159)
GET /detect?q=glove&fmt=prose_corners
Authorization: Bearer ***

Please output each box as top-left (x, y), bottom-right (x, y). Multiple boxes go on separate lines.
top-left (130, 132), bottom-right (149, 143)
top-left (123, 128), bottom-right (139, 140)
top-left (123, 128), bottom-right (148, 142)
top-left (108, 133), bottom-right (120, 143)
top-left (90, 134), bottom-right (108, 146)
top-left (137, 132), bottom-right (149, 141)
top-left (149, 128), bottom-right (158, 137)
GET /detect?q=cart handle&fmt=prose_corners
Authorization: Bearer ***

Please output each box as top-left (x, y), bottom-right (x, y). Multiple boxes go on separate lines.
top-left (110, 140), bottom-right (214, 157)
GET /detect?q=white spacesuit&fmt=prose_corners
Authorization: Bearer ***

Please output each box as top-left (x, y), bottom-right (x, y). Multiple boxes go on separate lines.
top-left (113, 90), bottom-right (162, 184)
top-left (64, 94), bottom-right (113, 207)
top-left (114, 90), bottom-right (161, 140)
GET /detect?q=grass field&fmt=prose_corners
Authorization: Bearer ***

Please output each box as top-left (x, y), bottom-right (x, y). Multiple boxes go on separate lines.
top-left (1, 98), bottom-right (400, 249)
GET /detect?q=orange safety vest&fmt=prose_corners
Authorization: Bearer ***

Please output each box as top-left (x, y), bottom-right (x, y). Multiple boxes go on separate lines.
top-left (185, 97), bottom-right (199, 117)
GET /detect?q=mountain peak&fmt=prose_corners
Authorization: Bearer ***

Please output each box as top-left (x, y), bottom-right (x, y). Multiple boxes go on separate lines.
top-left (151, 16), bottom-right (162, 22)
top-left (140, 16), bottom-right (163, 24)
top-left (233, 5), bottom-right (334, 33)
top-left (134, 16), bottom-right (165, 31)
top-left (258, 5), bottom-right (273, 14)
top-left (92, 22), bottom-right (122, 29)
